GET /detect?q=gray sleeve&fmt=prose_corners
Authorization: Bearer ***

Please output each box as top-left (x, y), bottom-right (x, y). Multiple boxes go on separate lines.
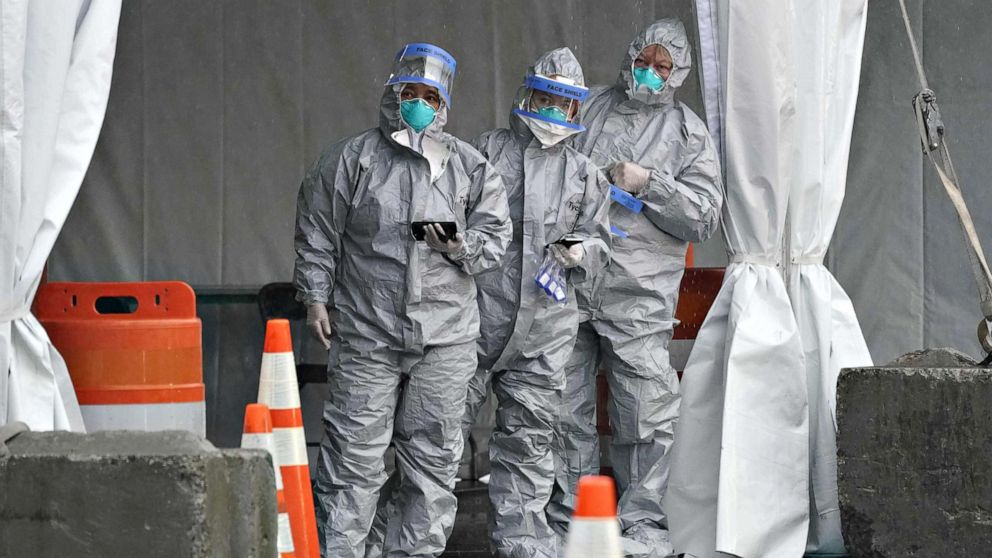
top-left (573, 165), bottom-right (612, 281)
top-left (470, 130), bottom-right (493, 155)
top-left (452, 157), bottom-right (511, 275)
top-left (638, 122), bottom-right (724, 243)
top-left (293, 144), bottom-right (356, 305)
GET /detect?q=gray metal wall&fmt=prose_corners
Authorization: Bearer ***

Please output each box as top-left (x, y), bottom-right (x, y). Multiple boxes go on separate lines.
top-left (52, 0), bottom-right (716, 288)
top-left (833, 0), bottom-right (992, 363)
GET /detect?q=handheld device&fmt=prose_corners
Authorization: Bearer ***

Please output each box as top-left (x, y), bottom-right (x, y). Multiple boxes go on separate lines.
top-left (556, 236), bottom-right (584, 248)
top-left (411, 221), bottom-right (458, 242)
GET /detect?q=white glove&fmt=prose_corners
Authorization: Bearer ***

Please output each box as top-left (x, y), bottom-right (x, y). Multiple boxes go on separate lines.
top-left (425, 223), bottom-right (466, 259)
top-left (610, 161), bottom-right (651, 194)
top-left (306, 303), bottom-right (332, 350)
top-left (550, 242), bottom-right (585, 269)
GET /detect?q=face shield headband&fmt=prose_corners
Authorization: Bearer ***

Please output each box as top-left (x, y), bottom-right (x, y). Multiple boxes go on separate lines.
top-left (512, 74), bottom-right (589, 131)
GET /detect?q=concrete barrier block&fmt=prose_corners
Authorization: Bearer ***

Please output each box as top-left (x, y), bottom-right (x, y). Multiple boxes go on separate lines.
top-left (0, 430), bottom-right (276, 557)
top-left (837, 349), bottom-right (992, 557)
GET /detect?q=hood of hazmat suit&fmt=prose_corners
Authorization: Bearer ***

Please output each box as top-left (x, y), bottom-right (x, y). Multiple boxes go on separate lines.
top-left (617, 18), bottom-right (692, 106)
top-left (510, 49), bottom-right (589, 148)
top-left (550, 19), bottom-right (725, 558)
top-left (294, 42), bottom-right (511, 558)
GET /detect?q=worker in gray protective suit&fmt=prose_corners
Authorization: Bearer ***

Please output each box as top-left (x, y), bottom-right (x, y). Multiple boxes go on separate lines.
top-left (467, 47), bottom-right (611, 558)
top-left (294, 42), bottom-right (511, 558)
top-left (369, 47), bottom-right (611, 558)
top-left (547, 20), bottom-right (724, 558)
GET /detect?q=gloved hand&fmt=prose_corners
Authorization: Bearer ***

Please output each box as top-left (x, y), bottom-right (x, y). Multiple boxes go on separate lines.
top-left (610, 161), bottom-right (651, 194)
top-left (425, 223), bottom-right (467, 259)
top-left (550, 242), bottom-right (585, 269)
top-left (306, 303), bottom-right (332, 350)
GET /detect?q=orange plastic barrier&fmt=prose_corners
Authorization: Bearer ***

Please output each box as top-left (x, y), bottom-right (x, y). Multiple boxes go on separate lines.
top-left (34, 282), bottom-right (204, 434)
top-left (672, 267), bottom-right (725, 341)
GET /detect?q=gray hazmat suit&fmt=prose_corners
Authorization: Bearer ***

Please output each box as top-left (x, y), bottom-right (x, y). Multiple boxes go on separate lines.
top-left (464, 47), bottom-right (612, 558)
top-left (295, 43), bottom-right (511, 558)
top-left (547, 20), bottom-right (724, 558)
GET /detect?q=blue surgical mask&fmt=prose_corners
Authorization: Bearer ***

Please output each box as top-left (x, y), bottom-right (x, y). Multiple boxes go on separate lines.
top-left (400, 98), bottom-right (437, 132)
top-left (632, 66), bottom-right (665, 92)
top-left (536, 105), bottom-right (568, 123)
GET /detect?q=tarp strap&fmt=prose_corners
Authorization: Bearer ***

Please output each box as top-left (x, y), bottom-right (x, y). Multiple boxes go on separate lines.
top-left (0, 306), bottom-right (30, 323)
top-left (791, 255), bottom-right (825, 266)
top-left (897, 0), bottom-right (929, 91)
top-left (729, 254), bottom-right (781, 267)
top-left (916, 101), bottom-right (992, 319)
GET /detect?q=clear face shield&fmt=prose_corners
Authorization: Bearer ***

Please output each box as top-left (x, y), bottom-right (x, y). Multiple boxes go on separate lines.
top-left (512, 74), bottom-right (589, 146)
top-left (527, 88), bottom-right (576, 123)
top-left (385, 42), bottom-right (457, 108)
top-left (515, 74), bottom-right (587, 125)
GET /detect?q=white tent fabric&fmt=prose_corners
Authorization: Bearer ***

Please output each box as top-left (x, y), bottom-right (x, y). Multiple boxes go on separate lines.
top-left (0, 0), bottom-right (121, 431)
top-left (666, 1), bottom-right (809, 555)
top-left (667, 0), bottom-right (871, 556)
top-left (789, 0), bottom-right (873, 552)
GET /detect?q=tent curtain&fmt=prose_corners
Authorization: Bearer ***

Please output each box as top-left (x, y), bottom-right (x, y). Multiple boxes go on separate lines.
top-left (0, 0), bottom-right (121, 431)
top-left (789, 0), bottom-right (873, 552)
top-left (667, 0), bottom-right (871, 556)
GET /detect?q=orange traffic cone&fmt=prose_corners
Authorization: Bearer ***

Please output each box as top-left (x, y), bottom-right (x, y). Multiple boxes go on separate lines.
top-left (241, 403), bottom-right (295, 557)
top-left (563, 475), bottom-right (622, 558)
top-left (257, 319), bottom-right (319, 558)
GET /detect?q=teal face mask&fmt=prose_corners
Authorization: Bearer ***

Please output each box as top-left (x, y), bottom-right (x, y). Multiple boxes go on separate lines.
top-left (400, 98), bottom-right (437, 132)
top-left (632, 66), bottom-right (665, 92)
top-left (536, 105), bottom-right (569, 123)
